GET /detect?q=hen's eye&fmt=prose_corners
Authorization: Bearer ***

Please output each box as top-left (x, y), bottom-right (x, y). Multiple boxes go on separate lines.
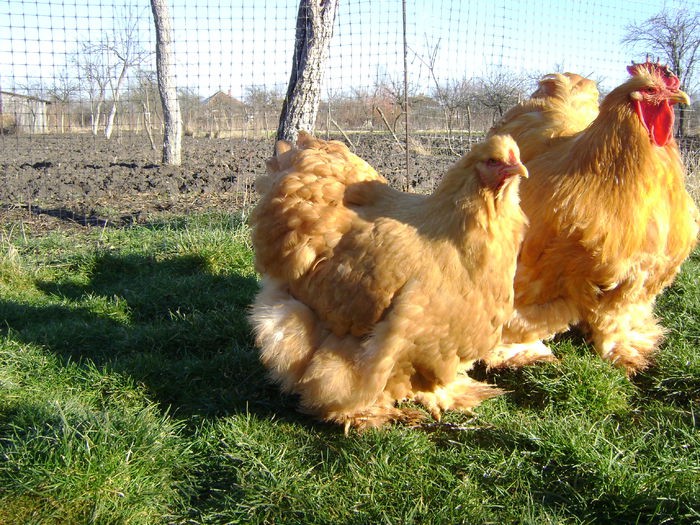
top-left (486, 158), bottom-right (499, 166)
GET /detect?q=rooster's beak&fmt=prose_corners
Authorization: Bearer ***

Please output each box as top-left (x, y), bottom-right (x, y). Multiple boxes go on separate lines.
top-left (670, 90), bottom-right (691, 106)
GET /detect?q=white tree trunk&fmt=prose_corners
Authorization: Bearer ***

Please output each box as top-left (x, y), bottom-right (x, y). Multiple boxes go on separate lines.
top-left (142, 100), bottom-right (156, 150)
top-left (91, 98), bottom-right (104, 135)
top-left (276, 0), bottom-right (339, 144)
top-left (151, 0), bottom-right (182, 165)
top-left (104, 99), bottom-right (118, 138)
top-left (104, 66), bottom-right (127, 139)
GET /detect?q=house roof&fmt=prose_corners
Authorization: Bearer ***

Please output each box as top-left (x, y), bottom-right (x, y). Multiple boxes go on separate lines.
top-left (0, 91), bottom-right (52, 104)
top-left (203, 90), bottom-right (244, 107)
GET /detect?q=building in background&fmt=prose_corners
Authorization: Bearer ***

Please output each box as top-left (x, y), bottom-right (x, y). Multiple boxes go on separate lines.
top-left (0, 91), bottom-right (51, 134)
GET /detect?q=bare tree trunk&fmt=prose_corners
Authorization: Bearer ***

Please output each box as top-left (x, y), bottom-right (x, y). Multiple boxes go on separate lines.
top-left (678, 105), bottom-right (687, 138)
top-left (104, 99), bottom-right (118, 138)
top-left (151, 0), bottom-right (182, 164)
top-left (466, 104), bottom-right (473, 146)
top-left (142, 101), bottom-right (156, 150)
top-left (91, 98), bottom-right (104, 135)
top-left (444, 108), bottom-right (458, 156)
top-left (276, 0), bottom-right (339, 144)
top-left (105, 65), bottom-right (128, 139)
top-left (401, 0), bottom-right (410, 191)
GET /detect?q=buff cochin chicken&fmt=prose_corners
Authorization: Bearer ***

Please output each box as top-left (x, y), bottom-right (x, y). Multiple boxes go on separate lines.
top-left (488, 60), bottom-right (699, 374)
top-left (249, 132), bottom-right (529, 430)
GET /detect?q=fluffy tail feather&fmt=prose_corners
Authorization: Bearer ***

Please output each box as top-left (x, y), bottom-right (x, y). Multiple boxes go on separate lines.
top-left (250, 278), bottom-right (417, 427)
top-left (256, 139), bottom-right (295, 195)
top-left (250, 278), bottom-right (322, 394)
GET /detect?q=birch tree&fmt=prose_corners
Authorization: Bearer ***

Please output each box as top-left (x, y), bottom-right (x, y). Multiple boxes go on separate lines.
top-left (74, 42), bottom-right (114, 135)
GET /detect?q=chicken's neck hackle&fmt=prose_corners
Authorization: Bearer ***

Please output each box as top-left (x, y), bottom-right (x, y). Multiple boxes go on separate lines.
top-left (531, 70), bottom-right (691, 265)
top-left (415, 162), bottom-right (526, 249)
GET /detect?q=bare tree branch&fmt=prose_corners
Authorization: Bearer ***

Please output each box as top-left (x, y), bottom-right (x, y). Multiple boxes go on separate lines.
top-left (99, 6), bottom-right (152, 139)
top-left (622, 7), bottom-right (700, 136)
top-left (375, 106), bottom-right (405, 151)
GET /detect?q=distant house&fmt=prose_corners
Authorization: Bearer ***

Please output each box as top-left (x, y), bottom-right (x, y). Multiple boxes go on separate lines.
top-left (0, 91), bottom-right (52, 134)
top-left (198, 91), bottom-right (247, 136)
top-left (203, 90), bottom-right (245, 109)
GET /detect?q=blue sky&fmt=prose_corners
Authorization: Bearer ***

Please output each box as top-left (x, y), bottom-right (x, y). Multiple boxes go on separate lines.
top-left (1, 0), bottom-right (697, 99)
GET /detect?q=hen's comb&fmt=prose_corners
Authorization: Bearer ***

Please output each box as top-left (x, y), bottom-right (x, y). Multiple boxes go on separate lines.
top-left (627, 57), bottom-right (680, 89)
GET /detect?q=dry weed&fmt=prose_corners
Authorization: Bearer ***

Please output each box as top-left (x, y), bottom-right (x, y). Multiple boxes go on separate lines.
top-left (409, 137), bottom-right (432, 156)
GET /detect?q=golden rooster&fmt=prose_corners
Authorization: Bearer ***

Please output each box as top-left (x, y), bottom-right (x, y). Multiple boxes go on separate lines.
top-left (488, 60), bottom-right (699, 373)
top-left (249, 132), bottom-right (528, 430)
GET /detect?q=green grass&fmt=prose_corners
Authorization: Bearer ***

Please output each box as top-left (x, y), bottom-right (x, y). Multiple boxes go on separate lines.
top-left (0, 212), bottom-right (698, 524)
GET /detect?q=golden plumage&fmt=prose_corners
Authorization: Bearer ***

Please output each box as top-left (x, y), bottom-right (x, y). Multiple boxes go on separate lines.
top-left (492, 72), bottom-right (600, 163)
top-left (489, 63), bottom-right (699, 373)
top-left (249, 132), bottom-right (528, 429)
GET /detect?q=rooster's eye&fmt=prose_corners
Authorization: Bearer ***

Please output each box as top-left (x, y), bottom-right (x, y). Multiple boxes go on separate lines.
top-left (643, 87), bottom-right (658, 94)
top-left (486, 159), bottom-right (499, 166)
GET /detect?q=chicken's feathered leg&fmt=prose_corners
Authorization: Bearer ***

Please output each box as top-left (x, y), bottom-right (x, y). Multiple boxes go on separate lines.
top-left (481, 294), bottom-right (576, 368)
top-left (483, 341), bottom-right (556, 369)
top-left (412, 375), bottom-right (503, 421)
top-left (586, 288), bottom-right (664, 373)
top-left (488, 271), bottom-right (664, 373)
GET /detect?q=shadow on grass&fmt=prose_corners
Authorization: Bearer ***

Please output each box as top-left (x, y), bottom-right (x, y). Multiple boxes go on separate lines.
top-left (0, 250), bottom-right (301, 422)
top-left (632, 365), bottom-right (700, 407)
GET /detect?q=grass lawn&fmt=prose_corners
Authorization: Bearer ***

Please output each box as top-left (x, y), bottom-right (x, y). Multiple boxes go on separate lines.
top-left (0, 211), bottom-right (698, 524)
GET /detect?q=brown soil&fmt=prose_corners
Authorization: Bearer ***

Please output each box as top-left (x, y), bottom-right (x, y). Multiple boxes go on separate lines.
top-left (0, 133), bottom-right (457, 235)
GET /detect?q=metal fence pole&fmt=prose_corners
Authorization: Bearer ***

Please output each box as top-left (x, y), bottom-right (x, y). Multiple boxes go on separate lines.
top-left (402, 0), bottom-right (410, 191)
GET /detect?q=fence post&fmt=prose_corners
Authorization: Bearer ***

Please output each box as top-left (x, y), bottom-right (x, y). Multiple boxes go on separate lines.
top-left (151, 0), bottom-right (182, 165)
top-left (402, 0), bottom-right (410, 191)
top-left (276, 0), bottom-right (339, 145)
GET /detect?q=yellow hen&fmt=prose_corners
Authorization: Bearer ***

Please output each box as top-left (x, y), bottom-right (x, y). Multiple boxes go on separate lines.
top-left (249, 132), bottom-right (529, 429)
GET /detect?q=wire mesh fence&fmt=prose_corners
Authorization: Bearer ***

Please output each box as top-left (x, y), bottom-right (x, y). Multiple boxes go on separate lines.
top-left (1, 0), bottom-right (699, 215)
top-left (3, 0), bottom-right (697, 141)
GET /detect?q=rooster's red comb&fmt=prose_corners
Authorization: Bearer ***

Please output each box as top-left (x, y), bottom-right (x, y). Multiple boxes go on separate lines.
top-left (627, 57), bottom-right (680, 89)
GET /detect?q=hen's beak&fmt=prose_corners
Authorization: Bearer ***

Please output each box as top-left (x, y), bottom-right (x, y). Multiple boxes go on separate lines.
top-left (670, 89), bottom-right (691, 106)
top-left (503, 162), bottom-right (528, 179)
